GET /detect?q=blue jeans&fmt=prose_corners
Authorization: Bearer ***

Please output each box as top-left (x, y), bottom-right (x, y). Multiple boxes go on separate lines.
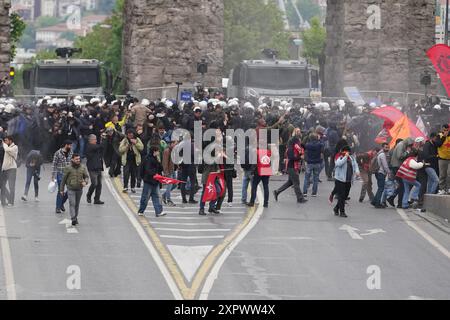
top-left (139, 183), bottom-right (163, 215)
top-left (425, 167), bottom-right (439, 194)
top-left (71, 137), bottom-right (86, 158)
top-left (163, 173), bottom-right (176, 200)
top-left (24, 166), bottom-right (40, 197)
top-left (303, 163), bottom-right (321, 195)
top-left (372, 173), bottom-right (386, 206)
top-left (402, 179), bottom-right (421, 208)
top-left (56, 172), bottom-right (68, 209)
top-left (241, 170), bottom-right (253, 203)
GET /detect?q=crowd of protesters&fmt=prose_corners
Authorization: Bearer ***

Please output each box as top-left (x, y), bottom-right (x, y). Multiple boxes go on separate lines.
top-left (0, 92), bottom-right (448, 224)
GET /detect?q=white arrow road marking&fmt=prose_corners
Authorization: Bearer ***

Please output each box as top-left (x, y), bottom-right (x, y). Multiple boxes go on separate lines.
top-left (59, 219), bottom-right (78, 234)
top-left (339, 225), bottom-right (363, 240)
top-left (167, 245), bottom-right (213, 282)
top-left (360, 229), bottom-right (386, 236)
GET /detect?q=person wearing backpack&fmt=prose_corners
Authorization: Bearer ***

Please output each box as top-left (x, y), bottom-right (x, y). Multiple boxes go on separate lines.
top-left (371, 143), bottom-right (390, 208)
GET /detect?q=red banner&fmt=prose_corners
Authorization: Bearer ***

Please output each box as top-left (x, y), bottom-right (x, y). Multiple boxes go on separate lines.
top-left (257, 149), bottom-right (273, 176)
top-left (153, 174), bottom-right (185, 185)
top-left (201, 172), bottom-right (225, 203)
top-left (427, 44), bottom-right (450, 96)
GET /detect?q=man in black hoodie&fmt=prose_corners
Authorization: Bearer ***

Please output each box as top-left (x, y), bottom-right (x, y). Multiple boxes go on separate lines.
top-left (138, 146), bottom-right (166, 217)
top-left (85, 134), bottom-right (105, 204)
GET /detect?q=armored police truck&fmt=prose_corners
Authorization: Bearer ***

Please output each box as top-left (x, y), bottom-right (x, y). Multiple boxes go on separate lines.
top-left (227, 58), bottom-right (320, 103)
top-left (22, 48), bottom-right (112, 97)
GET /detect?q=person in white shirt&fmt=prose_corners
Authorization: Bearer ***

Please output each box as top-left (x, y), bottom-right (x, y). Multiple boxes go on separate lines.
top-left (1, 136), bottom-right (19, 207)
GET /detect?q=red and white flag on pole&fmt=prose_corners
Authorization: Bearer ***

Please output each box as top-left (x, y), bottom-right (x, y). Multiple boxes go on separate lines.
top-left (153, 174), bottom-right (185, 185)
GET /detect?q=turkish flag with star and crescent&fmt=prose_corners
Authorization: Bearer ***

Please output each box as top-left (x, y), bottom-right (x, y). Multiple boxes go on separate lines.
top-left (153, 174), bottom-right (185, 185)
top-left (257, 149), bottom-right (273, 176)
top-left (201, 172), bottom-right (225, 203)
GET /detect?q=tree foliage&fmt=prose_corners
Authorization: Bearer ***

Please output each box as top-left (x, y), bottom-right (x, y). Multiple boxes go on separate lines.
top-left (10, 13), bottom-right (26, 60)
top-left (301, 16), bottom-right (326, 65)
top-left (74, 0), bottom-right (124, 80)
top-left (223, 0), bottom-right (291, 75)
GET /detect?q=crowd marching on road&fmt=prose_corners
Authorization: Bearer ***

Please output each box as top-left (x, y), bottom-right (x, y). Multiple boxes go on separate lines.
top-left (0, 93), bottom-right (448, 227)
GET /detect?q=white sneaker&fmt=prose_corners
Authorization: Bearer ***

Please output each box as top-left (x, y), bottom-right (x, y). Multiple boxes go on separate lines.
top-left (35, 197), bottom-right (40, 202)
top-left (227, 203), bottom-right (233, 207)
top-left (438, 190), bottom-right (447, 195)
top-left (156, 212), bottom-right (167, 217)
top-left (21, 195), bottom-right (27, 202)
top-left (138, 212), bottom-right (144, 216)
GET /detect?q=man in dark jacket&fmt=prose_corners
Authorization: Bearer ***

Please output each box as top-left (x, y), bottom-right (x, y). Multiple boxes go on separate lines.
top-left (273, 129), bottom-right (307, 203)
top-left (421, 133), bottom-right (440, 194)
top-left (303, 133), bottom-right (324, 196)
top-left (85, 134), bottom-right (105, 204)
top-left (137, 146), bottom-right (166, 217)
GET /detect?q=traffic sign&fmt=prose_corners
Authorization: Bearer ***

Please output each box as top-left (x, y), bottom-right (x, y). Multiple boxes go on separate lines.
top-left (180, 91), bottom-right (192, 101)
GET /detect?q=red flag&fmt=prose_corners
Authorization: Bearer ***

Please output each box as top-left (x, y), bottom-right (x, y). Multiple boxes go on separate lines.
top-left (201, 172), bottom-right (225, 202)
top-left (427, 44), bottom-right (450, 96)
top-left (257, 149), bottom-right (273, 176)
top-left (153, 174), bottom-right (185, 185)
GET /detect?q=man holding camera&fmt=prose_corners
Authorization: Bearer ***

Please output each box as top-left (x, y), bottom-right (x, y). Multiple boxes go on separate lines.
top-left (22, 150), bottom-right (43, 202)
top-left (1, 136), bottom-right (18, 207)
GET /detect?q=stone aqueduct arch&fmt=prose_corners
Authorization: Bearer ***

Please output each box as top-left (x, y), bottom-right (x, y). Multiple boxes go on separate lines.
top-left (123, 0), bottom-right (437, 99)
top-left (0, 0), bottom-right (10, 78)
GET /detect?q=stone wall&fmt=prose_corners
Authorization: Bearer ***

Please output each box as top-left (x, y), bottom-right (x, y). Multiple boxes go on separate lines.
top-left (324, 0), bottom-right (436, 98)
top-left (122, 0), bottom-right (224, 98)
top-left (0, 0), bottom-right (10, 78)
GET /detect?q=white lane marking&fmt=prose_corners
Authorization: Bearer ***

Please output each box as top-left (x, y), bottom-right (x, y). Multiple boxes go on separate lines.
top-left (0, 206), bottom-right (17, 300)
top-left (104, 177), bottom-right (183, 300)
top-left (160, 235), bottom-right (224, 240)
top-left (59, 219), bottom-right (78, 234)
top-left (151, 222), bottom-right (235, 226)
top-left (339, 224), bottom-right (363, 240)
top-left (360, 229), bottom-right (386, 236)
top-left (145, 211), bottom-right (244, 215)
top-left (156, 216), bottom-right (241, 220)
top-left (397, 209), bottom-right (450, 260)
top-left (167, 245), bottom-right (213, 282)
top-left (199, 186), bottom-right (265, 300)
top-left (154, 228), bottom-right (231, 232)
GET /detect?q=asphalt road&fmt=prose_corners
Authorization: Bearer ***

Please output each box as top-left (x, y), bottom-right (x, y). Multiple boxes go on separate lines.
top-left (1, 165), bottom-right (450, 300)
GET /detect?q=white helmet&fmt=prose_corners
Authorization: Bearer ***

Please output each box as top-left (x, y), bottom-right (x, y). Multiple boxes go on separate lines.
top-left (369, 102), bottom-right (377, 108)
top-left (90, 97), bottom-right (100, 105)
top-left (43, 96), bottom-right (52, 101)
top-left (199, 101), bottom-right (207, 110)
top-left (415, 137), bottom-right (425, 144)
top-left (337, 99), bottom-right (346, 108)
top-left (280, 100), bottom-right (288, 108)
top-left (322, 102), bottom-right (331, 112)
top-left (141, 99), bottom-right (150, 106)
top-left (4, 104), bottom-right (15, 113)
top-left (0, 104), bottom-right (5, 111)
top-left (166, 100), bottom-right (174, 108)
top-left (433, 104), bottom-right (441, 111)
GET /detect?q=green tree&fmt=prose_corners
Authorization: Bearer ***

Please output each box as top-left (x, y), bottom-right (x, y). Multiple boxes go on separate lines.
top-left (19, 24), bottom-right (36, 49)
top-left (74, 0), bottom-right (124, 92)
top-left (301, 16), bottom-right (325, 65)
top-left (60, 31), bottom-right (77, 41)
top-left (10, 13), bottom-right (26, 60)
top-left (224, 0), bottom-right (290, 75)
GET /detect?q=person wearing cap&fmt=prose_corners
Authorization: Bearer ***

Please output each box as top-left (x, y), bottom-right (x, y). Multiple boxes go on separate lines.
top-left (119, 129), bottom-right (144, 193)
top-left (396, 149), bottom-right (426, 209)
top-left (52, 140), bottom-right (73, 213)
top-left (436, 124), bottom-right (450, 194)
